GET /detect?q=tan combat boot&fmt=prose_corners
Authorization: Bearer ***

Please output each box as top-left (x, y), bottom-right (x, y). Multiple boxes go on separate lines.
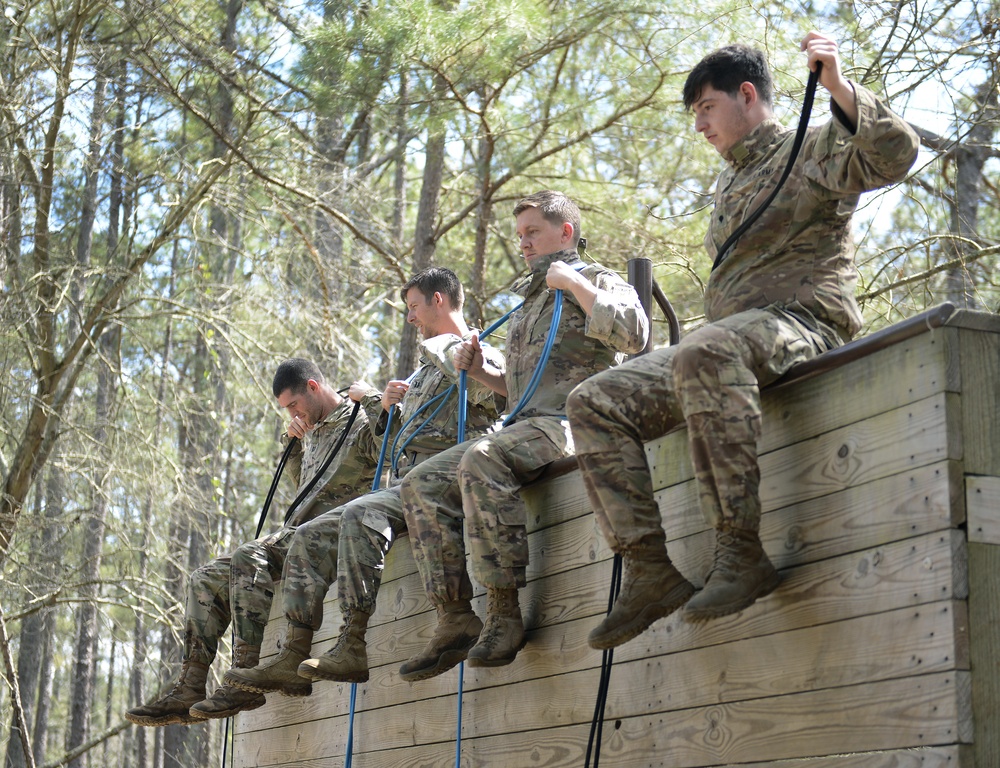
top-left (223, 625), bottom-right (314, 697)
top-left (587, 550), bottom-right (695, 650)
top-left (398, 600), bottom-right (483, 682)
top-left (124, 659), bottom-right (210, 727)
top-left (682, 524), bottom-right (781, 622)
top-left (297, 607), bottom-right (372, 684)
top-left (189, 640), bottom-right (266, 720)
top-left (467, 588), bottom-right (525, 668)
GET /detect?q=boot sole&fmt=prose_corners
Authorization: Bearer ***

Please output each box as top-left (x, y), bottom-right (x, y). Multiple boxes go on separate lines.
top-left (188, 695), bottom-right (267, 720)
top-left (588, 581), bottom-right (696, 650)
top-left (682, 570), bottom-right (782, 623)
top-left (466, 636), bottom-right (527, 668)
top-left (124, 711), bottom-right (203, 727)
top-left (399, 646), bottom-right (473, 683)
top-left (223, 671), bottom-right (313, 697)
top-left (297, 664), bottom-right (370, 684)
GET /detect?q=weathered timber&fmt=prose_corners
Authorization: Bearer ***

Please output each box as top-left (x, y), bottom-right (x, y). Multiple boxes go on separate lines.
top-left (233, 307), bottom-right (1000, 768)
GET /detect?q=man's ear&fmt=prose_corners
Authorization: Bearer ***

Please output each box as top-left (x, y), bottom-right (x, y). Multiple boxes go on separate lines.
top-left (433, 290), bottom-right (445, 307)
top-left (740, 81), bottom-right (757, 107)
top-left (562, 221), bottom-right (575, 243)
top-left (307, 379), bottom-right (320, 393)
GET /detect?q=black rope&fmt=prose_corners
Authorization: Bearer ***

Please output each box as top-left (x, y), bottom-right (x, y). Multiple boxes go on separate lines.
top-left (585, 554), bottom-right (622, 768)
top-left (281, 399), bottom-right (362, 525)
top-left (585, 66), bottom-right (825, 767)
top-left (712, 64), bottom-right (822, 272)
top-left (252, 438), bottom-right (298, 538)
top-left (222, 395), bottom-right (360, 768)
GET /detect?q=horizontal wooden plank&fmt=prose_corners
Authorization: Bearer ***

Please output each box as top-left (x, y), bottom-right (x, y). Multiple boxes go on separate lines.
top-left (237, 731), bottom-right (971, 768)
top-left (233, 671), bottom-right (971, 767)
top-left (966, 475), bottom-right (1000, 545)
top-left (659, 459), bottom-right (964, 556)
top-left (295, 458), bottom-right (963, 652)
top-left (946, 309), bottom-right (1000, 333)
top-left (236, 530), bottom-right (968, 740)
top-left (645, 329), bottom-right (958, 475)
top-left (649, 393), bottom-right (960, 503)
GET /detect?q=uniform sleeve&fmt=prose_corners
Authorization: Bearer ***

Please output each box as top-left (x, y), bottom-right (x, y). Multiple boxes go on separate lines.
top-left (280, 432), bottom-right (304, 487)
top-left (357, 388), bottom-right (389, 440)
top-left (353, 408), bottom-right (383, 467)
top-left (584, 269), bottom-right (649, 355)
top-left (806, 82), bottom-right (919, 195)
top-left (472, 344), bottom-right (507, 408)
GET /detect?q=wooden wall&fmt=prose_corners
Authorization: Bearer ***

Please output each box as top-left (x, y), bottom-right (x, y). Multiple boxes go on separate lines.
top-left (232, 308), bottom-right (999, 767)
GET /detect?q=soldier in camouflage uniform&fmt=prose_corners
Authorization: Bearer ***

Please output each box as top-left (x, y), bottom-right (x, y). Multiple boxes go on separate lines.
top-left (125, 359), bottom-right (378, 726)
top-left (225, 268), bottom-right (504, 694)
top-left (398, 191), bottom-right (648, 681)
top-left (566, 33), bottom-right (920, 650)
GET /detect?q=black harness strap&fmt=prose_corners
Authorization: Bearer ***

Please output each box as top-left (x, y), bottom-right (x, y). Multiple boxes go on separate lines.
top-left (281, 399), bottom-right (362, 526)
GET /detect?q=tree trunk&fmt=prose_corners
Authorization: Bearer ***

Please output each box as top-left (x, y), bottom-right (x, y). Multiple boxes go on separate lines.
top-left (945, 76), bottom-right (999, 308)
top-left (66, 329), bottom-right (118, 768)
top-left (470, 91), bottom-right (496, 328)
top-left (396, 75), bottom-right (448, 377)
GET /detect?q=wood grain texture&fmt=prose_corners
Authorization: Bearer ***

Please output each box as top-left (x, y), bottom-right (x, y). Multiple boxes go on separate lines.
top-left (235, 318), bottom-right (1000, 768)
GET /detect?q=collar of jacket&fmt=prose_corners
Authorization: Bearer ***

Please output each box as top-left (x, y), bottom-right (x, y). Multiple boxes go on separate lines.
top-left (512, 248), bottom-right (582, 297)
top-left (723, 118), bottom-right (787, 169)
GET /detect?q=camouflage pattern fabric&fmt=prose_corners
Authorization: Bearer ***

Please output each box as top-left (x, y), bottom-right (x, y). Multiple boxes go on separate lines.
top-left (277, 331), bottom-right (505, 627)
top-left (568, 83), bottom-right (919, 548)
top-left (402, 252), bottom-right (648, 604)
top-left (183, 399), bottom-right (378, 664)
top-left (504, 249), bottom-right (648, 421)
top-left (705, 85), bottom-right (920, 338)
top-left (568, 306), bottom-right (841, 550)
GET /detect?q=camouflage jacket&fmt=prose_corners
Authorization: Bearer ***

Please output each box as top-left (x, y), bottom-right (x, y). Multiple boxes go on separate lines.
top-left (505, 248), bottom-right (648, 421)
top-left (282, 399), bottom-right (380, 527)
top-left (705, 82), bottom-right (919, 338)
top-left (362, 331), bottom-right (505, 478)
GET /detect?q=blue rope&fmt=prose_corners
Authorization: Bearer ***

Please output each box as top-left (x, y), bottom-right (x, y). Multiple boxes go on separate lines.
top-left (345, 405), bottom-right (395, 768)
top-left (503, 262), bottom-right (585, 426)
top-left (450, 269), bottom-right (582, 766)
top-left (390, 385), bottom-right (456, 474)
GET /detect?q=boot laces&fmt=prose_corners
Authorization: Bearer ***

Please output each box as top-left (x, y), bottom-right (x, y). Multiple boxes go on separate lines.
top-left (706, 530), bottom-right (742, 579)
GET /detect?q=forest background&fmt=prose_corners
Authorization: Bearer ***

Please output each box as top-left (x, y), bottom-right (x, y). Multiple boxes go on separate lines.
top-left (0, 0), bottom-right (997, 765)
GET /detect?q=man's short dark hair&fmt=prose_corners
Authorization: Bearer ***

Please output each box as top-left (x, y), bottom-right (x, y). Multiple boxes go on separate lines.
top-left (513, 190), bottom-right (582, 247)
top-left (683, 44), bottom-right (774, 110)
top-left (272, 358), bottom-right (324, 398)
top-left (400, 266), bottom-right (464, 310)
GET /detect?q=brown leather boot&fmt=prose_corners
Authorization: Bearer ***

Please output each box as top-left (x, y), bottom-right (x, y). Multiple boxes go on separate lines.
top-left (223, 625), bottom-right (314, 697)
top-left (398, 600), bottom-right (483, 682)
top-left (683, 525), bottom-right (781, 622)
top-left (124, 659), bottom-right (210, 727)
top-left (297, 607), bottom-right (372, 683)
top-left (588, 550), bottom-right (695, 650)
top-left (467, 588), bottom-right (525, 668)
top-left (189, 640), bottom-right (267, 719)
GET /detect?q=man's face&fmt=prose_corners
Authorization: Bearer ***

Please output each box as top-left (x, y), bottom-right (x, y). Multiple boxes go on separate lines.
top-left (276, 381), bottom-right (324, 429)
top-left (404, 286), bottom-right (444, 339)
top-left (691, 86), bottom-right (754, 156)
top-left (515, 207), bottom-right (572, 264)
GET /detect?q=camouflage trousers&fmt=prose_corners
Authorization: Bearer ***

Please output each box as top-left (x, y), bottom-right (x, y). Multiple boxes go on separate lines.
top-left (281, 486), bottom-right (407, 628)
top-left (400, 417), bottom-right (572, 604)
top-left (566, 306), bottom-right (842, 553)
top-left (184, 526), bottom-right (296, 665)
